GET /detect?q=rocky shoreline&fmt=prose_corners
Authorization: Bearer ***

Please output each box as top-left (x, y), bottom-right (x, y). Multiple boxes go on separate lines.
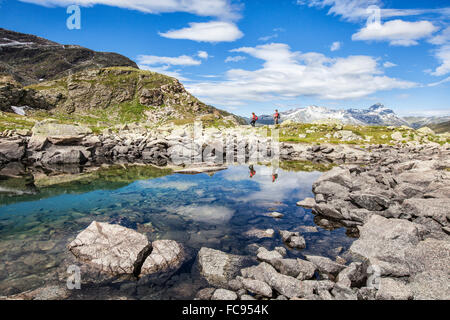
top-left (0, 121), bottom-right (449, 301)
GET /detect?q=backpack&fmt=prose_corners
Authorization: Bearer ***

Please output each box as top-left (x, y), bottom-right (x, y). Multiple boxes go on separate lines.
top-left (255, 115), bottom-right (258, 121)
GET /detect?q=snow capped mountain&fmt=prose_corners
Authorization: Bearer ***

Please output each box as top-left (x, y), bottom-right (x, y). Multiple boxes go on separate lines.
top-left (257, 103), bottom-right (411, 126)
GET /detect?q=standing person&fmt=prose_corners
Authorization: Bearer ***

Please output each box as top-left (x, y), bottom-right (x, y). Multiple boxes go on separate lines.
top-left (250, 112), bottom-right (258, 127)
top-left (273, 109), bottom-right (280, 125)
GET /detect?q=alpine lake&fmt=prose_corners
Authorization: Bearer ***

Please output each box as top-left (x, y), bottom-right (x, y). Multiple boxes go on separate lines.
top-left (0, 161), bottom-right (357, 299)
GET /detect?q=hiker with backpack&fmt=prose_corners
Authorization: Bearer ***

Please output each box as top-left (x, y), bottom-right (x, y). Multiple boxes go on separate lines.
top-left (273, 109), bottom-right (280, 125)
top-left (250, 112), bottom-right (258, 127)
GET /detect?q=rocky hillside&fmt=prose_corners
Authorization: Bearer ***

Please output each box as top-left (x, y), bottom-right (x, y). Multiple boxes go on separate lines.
top-left (0, 28), bottom-right (138, 86)
top-left (0, 67), bottom-right (242, 127)
top-left (425, 120), bottom-right (450, 134)
top-left (404, 116), bottom-right (450, 129)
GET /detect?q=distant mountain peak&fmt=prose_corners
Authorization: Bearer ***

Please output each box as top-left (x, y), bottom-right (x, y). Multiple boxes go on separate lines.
top-left (256, 104), bottom-right (410, 126)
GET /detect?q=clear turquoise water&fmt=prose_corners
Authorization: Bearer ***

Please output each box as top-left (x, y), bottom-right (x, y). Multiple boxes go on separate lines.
top-left (0, 164), bottom-right (354, 299)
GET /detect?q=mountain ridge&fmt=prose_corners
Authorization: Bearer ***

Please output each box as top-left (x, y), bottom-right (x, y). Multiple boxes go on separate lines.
top-left (255, 104), bottom-right (449, 129)
top-left (0, 28), bottom-right (138, 86)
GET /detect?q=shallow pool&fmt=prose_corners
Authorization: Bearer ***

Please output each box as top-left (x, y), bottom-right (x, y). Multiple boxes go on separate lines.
top-left (0, 164), bottom-right (355, 299)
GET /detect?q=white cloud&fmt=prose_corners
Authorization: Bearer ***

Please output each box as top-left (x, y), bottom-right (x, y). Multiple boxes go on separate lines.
top-left (296, 0), bottom-right (450, 22)
top-left (138, 65), bottom-right (188, 81)
top-left (19, 0), bottom-right (241, 20)
top-left (137, 55), bottom-right (201, 66)
top-left (296, 0), bottom-right (381, 22)
top-left (383, 61), bottom-right (397, 68)
top-left (159, 21), bottom-right (243, 42)
top-left (187, 43), bottom-right (416, 106)
top-left (197, 51), bottom-right (209, 59)
top-left (431, 45), bottom-right (450, 76)
top-left (225, 56), bottom-right (247, 63)
top-left (428, 76), bottom-right (450, 87)
top-left (429, 26), bottom-right (450, 45)
top-left (352, 19), bottom-right (437, 46)
top-left (330, 41), bottom-right (342, 51)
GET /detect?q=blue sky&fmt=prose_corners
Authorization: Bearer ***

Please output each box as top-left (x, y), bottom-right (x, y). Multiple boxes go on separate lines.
top-left (1, 0), bottom-right (449, 117)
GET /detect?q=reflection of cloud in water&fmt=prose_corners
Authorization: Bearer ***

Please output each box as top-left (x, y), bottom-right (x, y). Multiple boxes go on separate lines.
top-left (137, 180), bottom-right (198, 191)
top-left (224, 166), bottom-right (321, 204)
top-left (175, 204), bottom-right (235, 224)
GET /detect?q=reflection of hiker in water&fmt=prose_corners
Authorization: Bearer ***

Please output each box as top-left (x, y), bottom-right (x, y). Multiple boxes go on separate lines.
top-left (272, 173), bottom-right (278, 183)
top-left (249, 165), bottom-right (256, 178)
top-left (271, 159), bottom-right (279, 183)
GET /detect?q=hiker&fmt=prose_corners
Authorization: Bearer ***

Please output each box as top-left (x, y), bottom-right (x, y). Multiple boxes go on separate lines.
top-left (250, 112), bottom-right (258, 127)
top-left (273, 109), bottom-right (280, 125)
top-left (249, 165), bottom-right (256, 178)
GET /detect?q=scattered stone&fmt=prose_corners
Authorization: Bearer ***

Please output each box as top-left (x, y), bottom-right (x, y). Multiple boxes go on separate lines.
top-left (238, 277), bottom-right (272, 298)
top-left (211, 289), bottom-right (238, 301)
top-left (305, 255), bottom-right (346, 275)
top-left (197, 247), bottom-right (253, 288)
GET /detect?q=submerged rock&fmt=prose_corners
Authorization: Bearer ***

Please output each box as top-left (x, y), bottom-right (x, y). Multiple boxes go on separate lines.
top-left (139, 240), bottom-right (186, 282)
top-left (68, 221), bottom-right (149, 275)
top-left (68, 222), bottom-right (185, 280)
top-left (211, 289), bottom-right (238, 301)
top-left (196, 247), bottom-right (253, 288)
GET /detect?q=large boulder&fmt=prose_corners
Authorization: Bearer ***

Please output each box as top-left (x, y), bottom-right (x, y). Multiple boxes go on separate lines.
top-left (350, 215), bottom-right (422, 277)
top-left (405, 239), bottom-right (450, 300)
top-left (403, 198), bottom-right (450, 226)
top-left (0, 140), bottom-right (25, 161)
top-left (140, 240), bottom-right (185, 276)
top-left (197, 247), bottom-right (253, 288)
top-left (31, 121), bottom-right (92, 145)
top-left (68, 221), bottom-right (149, 275)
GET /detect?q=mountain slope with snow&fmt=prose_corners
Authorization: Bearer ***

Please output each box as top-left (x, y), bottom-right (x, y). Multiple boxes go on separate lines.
top-left (257, 104), bottom-right (431, 127)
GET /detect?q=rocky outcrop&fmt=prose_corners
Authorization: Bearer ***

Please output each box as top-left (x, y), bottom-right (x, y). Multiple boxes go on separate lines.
top-left (0, 28), bottom-right (137, 86)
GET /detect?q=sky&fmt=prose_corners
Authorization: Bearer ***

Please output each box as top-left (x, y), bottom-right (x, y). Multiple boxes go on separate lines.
top-left (1, 0), bottom-right (450, 117)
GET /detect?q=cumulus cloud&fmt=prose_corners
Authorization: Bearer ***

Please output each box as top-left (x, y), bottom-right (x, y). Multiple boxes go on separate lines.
top-left (352, 19), bottom-right (437, 46)
top-left (225, 56), bottom-right (247, 63)
top-left (19, 0), bottom-right (241, 20)
top-left (431, 45), bottom-right (450, 76)
top-left (330, 41), bottom-right (342, 51)
top-left (197, 51), bottom-right (209, 59)
top-left (186, 43), bottom-right (416, 106)
top-left (159, 21), bottom-right (243, 42)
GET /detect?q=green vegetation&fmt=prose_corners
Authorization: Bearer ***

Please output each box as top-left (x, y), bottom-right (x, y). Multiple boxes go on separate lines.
top-left (278, 160), bottom-right (337, 172)
top-left (0, 111), bottom-right (36, 132)
top-left (261, 123), bottom-right (450, 145)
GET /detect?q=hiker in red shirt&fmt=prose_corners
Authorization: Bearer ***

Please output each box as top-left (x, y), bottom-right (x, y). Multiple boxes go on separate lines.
top-left (250, 112), bottom-right (258, 127)
top-left (273, 109), bottom-right (280, 125)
